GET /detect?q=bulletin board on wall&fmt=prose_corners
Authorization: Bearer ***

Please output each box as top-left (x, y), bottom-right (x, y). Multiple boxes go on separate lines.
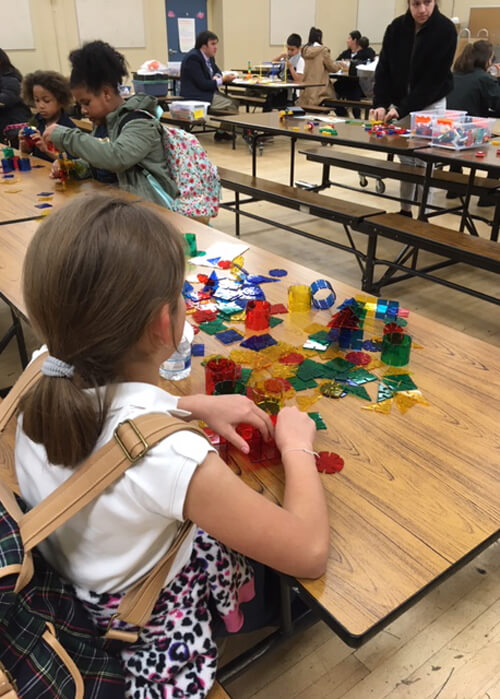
top-left (75, 0), bottom-right (146, 48)
top-left (469, 7), bottom-right (500, 47)
top-left (269, 0), bottom-right (316, 46)
top-left (0, 0), bottom-right (35, 50)
top-left (357, 0), bottom-right (396, 44)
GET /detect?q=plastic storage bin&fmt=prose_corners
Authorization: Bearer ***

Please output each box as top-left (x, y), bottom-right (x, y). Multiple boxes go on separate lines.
top-left (410, 109), bottom-right (466, 138)
top-left (431, 115), bottom-right (494, 150)
top-left (132, 78), bottom-right (170, 96)
top-left (169, 101), bottom-right (210, 120)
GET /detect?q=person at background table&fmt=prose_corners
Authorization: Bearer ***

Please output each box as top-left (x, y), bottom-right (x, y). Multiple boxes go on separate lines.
top-left (19, 71), bottom-right (76, 162)
top-left (17, 193), bottom-right (329, 697)
top-left (446, 40), bottom-right (500, 206)
top-left (297, 27), bottom-right (343, 108)
top-left (272, 33), bottom-right (305, 84)
top-left (180, 30), bottom-right (239, 142)
top-left (334, 31), bottom-right (376, 118)
top-left (0, 48), bottom-right (31, 148)
top-left (43, 40), bottom-right (178, 205)
top-left (262, 33), bottom-right (305, 111)
top-left (370, 0), bottom-right (456, 218)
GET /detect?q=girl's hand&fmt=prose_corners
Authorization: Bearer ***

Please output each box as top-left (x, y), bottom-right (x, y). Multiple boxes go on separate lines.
top-left (42, 123), bottom-right (58, 145)
top-left (275, 406), bottom-right (316, 454)
top-left (181, 394), bottom-right (274, 454)
top-left (50, 159), bottom-right (62, 179)
top-left (31, 130), bottom-right (48, 153)
top-left (369, 107), bottom-right (387, 122)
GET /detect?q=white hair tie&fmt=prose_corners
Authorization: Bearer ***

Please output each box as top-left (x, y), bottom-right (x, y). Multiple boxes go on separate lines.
top-left (41, 355), bottom-right (75, 379)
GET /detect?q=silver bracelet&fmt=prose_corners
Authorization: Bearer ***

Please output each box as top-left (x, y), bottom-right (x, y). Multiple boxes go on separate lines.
top-left (281, 448), bottom-right (319, 459)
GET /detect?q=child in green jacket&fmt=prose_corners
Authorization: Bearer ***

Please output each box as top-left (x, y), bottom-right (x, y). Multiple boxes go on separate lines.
top-left (43, 41), bottom-right (178, 208)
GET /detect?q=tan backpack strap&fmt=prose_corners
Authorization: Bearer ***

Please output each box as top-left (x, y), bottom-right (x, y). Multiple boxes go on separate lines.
top-left (104, 519), bottom-right (193, 641)
top-left (19, 414), bottom-right (208, 553)
top-left (0, 352), bottom-right (47, 432)
top-left (0, 480), bottom-right (34, 593)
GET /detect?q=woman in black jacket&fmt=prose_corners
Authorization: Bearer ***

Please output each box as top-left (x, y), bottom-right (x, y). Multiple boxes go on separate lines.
top-left (370, 0), bottom-right (457, 217)
top-left (0, 48), bottom-right (31, 145)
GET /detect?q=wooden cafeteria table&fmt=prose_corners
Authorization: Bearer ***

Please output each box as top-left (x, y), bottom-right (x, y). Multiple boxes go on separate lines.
top-left (0, 152), bottom-right (114, 225)
top-left (149, 205), bottom-right (500, 648)
top-left (0, 185), bottom-right (139, 369)
top-left (1, 202), bottom-right (499, 650)
top-left (218, 111), bottom-right (429, 185)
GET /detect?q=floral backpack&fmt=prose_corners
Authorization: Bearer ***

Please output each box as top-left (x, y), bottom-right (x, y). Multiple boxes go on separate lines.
top-left (119, 110), bottom-right (221, 219)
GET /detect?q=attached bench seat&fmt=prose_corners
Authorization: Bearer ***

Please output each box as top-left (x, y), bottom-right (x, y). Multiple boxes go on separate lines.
top-left (301, 147), bottom-right (500, 196)
top-left (208, 681), bottom-right (231, 698)
top-left (357, 213), bottom-right (500, 275)
top-left (218, 166), bottom-right (384, 226)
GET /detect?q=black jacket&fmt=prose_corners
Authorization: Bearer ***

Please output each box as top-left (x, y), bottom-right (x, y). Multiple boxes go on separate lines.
top-left (337, 47), bottom-right (376, 64)
top-left (373, 7), bottom-right (457, 118)
top-left (180, 48), bottom-right (221, 102)
top-left (0, 69), bottom-right (31, 135)
top-left (447, 69), bottom-right (500, 117)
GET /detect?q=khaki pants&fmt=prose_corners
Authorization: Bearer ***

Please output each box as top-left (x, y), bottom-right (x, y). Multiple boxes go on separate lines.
top-left (209, 92), bottom-right (239, 114)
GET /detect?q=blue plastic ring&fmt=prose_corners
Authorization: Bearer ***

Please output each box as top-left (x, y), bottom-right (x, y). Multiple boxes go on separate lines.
top-left (310, 279), bottom-right (336, 310)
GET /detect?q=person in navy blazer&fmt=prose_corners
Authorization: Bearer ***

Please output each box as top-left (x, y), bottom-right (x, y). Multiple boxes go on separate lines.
top-left (180, 30), bottom-right (238, 140)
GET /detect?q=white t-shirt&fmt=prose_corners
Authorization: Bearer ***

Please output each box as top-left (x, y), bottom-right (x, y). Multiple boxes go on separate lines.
top-left (290, 53), bottom-right (305, 75)
top-left (15, 380), bottom-right (214, 594)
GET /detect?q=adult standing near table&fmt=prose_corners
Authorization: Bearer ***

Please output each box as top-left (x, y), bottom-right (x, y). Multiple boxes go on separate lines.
top-left (297, 27), bottom-right (343, 108)
top-left (370, 0), bottom-right (457, 217)
top-left (180, 30), bottom-right (238, 142)
top-left (0, 48), bottom-right (31, 147)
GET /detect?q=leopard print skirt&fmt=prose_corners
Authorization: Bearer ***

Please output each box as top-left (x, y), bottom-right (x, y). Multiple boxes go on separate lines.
top-left (76, 530), bottom-right (255, 698)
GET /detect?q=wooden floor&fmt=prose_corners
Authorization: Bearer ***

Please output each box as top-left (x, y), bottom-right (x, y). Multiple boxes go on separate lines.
top-left (0, 124), bottom-right (498, 698)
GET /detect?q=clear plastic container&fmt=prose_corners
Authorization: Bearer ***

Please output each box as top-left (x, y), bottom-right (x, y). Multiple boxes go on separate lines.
top-left (431, 116), bottom-right (494, 150)
top-left (410, 110), bottom-right (466, 139)
top-left (169, 101), bottom-right (210, 121)
top-left (159, 322), bottom-right (194, 380)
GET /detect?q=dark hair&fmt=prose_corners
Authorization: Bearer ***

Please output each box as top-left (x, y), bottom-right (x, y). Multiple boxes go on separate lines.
top-left (307, 27), bottom-right (323, 45)
top-left (195, 30), bottom-right (218, 50)
top-left (454, 40), bottom-right (493, 74)
top-left (359, 36), bottom-right (370, 49)
top-left (0, 48), bottom-right (22, 80)
top-left (21, 194), bottom-right (186, 467)
top-left (287, 33), bottom-right (302, 48)
top-left (349, 30), bottom-right (362, 42)
top-left (69, 41), bottom-right (128, 93)
top-left (22, 70), bottom-right (72, 109)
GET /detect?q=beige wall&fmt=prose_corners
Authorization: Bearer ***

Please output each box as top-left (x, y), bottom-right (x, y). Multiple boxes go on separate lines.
top-left (6, 0), bottom-right (169, 80)
top-left (2, 0), bottom-right (493, 80)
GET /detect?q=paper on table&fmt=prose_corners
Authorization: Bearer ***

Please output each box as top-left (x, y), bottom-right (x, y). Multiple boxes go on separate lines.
top-left (292, 115), bottom-right (347, 123)
top-left (190, 242), bottom-right (249, 266)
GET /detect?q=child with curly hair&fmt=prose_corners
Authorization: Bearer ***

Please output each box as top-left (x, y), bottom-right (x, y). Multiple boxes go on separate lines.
top-left (19, 70), bottom-right (75, 162)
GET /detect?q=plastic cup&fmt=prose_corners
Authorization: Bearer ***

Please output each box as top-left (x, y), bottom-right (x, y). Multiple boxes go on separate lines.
top-left (381, 333), bottom-right (412, 367)
top-left (205, 358), bottom-right (240, 395)
top-left (287, 284), bottom-right (311, 312)
top-left (245, 300), bottom-right (271, 331)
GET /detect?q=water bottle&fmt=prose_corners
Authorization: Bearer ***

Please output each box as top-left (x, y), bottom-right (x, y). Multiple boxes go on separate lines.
top-left (159, 321), bottom-right (194, 380)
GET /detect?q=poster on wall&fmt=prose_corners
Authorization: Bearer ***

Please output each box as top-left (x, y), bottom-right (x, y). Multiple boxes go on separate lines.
top-left (0, 0), bottom-right (34, 50)
top-left (270, 0), bottom-right (316, 46)
top-left (76, 0), bottom-right (146, 48)
top-left (178, 18), bottom-right (196, 53)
